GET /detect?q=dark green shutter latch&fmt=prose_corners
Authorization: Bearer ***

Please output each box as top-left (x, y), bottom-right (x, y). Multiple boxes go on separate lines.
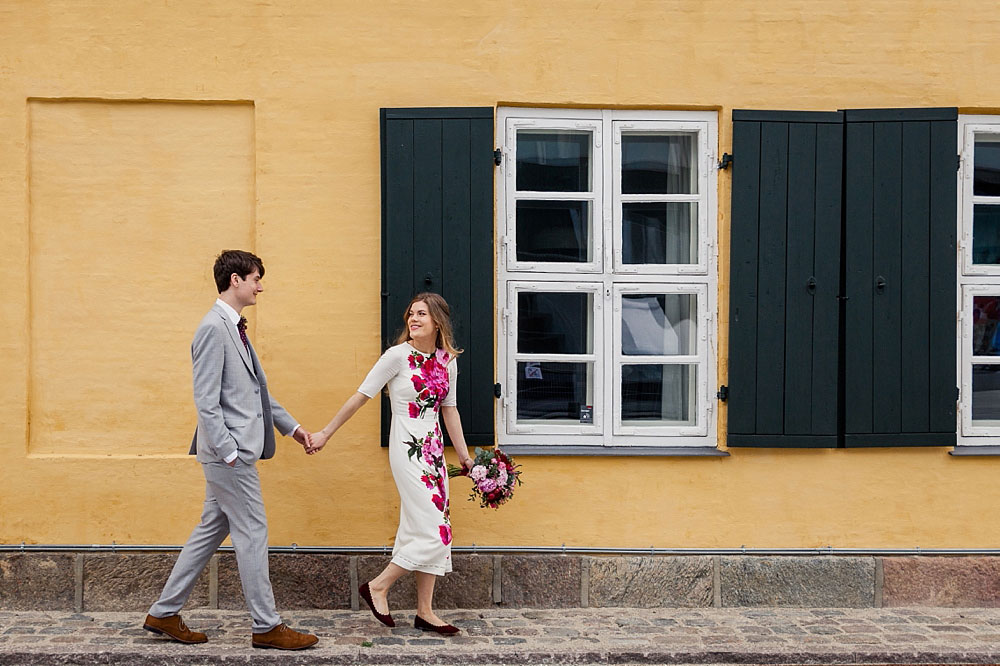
top-left (717, 153), bottom-right (733, 170)
top-left (717, 385), bottom-right (728, 401)
top-left (494, 383), bottom-right (502, 398)
top-left (494, 148), bottom-right (503, 166)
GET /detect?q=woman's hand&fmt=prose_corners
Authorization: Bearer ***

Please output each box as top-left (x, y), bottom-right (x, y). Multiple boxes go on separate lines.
top-left (306, 429), bottom-right (331, 455)
top-left (458, 452), bottom-right (474, 471)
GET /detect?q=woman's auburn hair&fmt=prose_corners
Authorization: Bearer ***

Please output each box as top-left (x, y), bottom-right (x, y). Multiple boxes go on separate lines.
top-left (394, 292), bottom-right (463, 359)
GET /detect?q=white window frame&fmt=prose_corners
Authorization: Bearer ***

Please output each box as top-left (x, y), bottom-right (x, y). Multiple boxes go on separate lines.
top-left (612, 121), bottom-right (712, 275)
top-left (505, 280), bottom-right (604, 436)
top-left (496, 107), bottom-right (719, 450)
top-left (502, 118), bottom-right (604, 274)
top-left (612, 283), bottom-right (710, 438)
top-left (957, 115), bottom-right (1000, 444)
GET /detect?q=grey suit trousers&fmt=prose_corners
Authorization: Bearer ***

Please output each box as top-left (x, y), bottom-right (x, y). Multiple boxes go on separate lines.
top-left (149, 461), bottom-right (279, 632)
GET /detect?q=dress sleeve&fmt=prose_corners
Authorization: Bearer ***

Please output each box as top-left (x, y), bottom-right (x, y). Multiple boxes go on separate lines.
top-left (358, 347), bottom-right (400, 398)
top-left (441, 357), bottom-right (458, 407)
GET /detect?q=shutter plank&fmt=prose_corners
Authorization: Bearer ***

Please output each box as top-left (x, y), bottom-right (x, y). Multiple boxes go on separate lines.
top-left (413, 120), bottom-right (444, 292)
top-left (928, 120), bottom-right (957, 437)
top-left (784, 122), bottom-right (817, 435)
top-left (845, 121), bottom-right (875, 437)
top-left (872, 122), bottom-right (903, 434)
top-left (756, 122), bottom-right (789, 434)
top-left (441, 119), bottom-right (473, 447)
top-left (467, 116), bottom-right (496, 446)
top-left (811, 122), bottom-right (842, 436)
top-left (381, 115), bottom-right (416, 446)
top-left (900, 121), bottom-right (931, 433)
top-left (727, 120), bottom-right (761, 438)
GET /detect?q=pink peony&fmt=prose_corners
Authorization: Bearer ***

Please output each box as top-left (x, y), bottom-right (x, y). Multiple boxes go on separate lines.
top-left (498, 467), bottom-right (508, 485)
top-left (469, 465), bottom-right (488, 481)
top-left (439, 524), bottom-right (452, 545)
top-left (478, 478), bottom-right (498, 493)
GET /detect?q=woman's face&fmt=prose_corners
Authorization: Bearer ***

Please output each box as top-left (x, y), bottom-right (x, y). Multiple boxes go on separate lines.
top-left (407, 300), bottom-right (438, 344)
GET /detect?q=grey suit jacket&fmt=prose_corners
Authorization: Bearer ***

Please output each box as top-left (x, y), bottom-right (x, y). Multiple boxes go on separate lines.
top-left (188, 304), bottom-right (297, 464)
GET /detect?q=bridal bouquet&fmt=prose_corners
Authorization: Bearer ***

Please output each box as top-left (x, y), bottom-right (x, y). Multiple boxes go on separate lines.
top-left (448, 447), bottom-right (522, 509)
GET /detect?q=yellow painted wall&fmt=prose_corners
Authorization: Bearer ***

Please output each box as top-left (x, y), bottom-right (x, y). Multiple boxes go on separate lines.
top-left (2, 0), bottom-right (999, 548)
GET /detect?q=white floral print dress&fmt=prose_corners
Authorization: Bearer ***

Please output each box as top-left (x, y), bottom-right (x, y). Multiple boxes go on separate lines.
top-left (358, 342), bottom-right (457, 575)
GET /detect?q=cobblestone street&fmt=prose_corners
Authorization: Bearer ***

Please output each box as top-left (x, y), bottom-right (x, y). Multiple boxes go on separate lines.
top-left (1, 606), bottom-right (999, 664)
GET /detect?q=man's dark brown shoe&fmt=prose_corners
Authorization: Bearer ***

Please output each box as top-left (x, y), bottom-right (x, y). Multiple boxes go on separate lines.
top-left (251, 623), bottom-right (318, 650)
top-left (142, 614), bottom-right (208, 644)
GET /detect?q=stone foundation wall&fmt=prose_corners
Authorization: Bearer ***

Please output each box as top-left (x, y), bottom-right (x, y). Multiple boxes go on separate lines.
top-left (1, 553), bottom-right (997, 611)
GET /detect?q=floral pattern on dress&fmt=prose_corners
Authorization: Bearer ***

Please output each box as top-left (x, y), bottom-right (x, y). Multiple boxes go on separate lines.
top-left (406, 349), bottom-right (451, 419)
top-left (406, 423), bottom-right (451, 545)
top-left (404, 348), bottom-right (453, 545)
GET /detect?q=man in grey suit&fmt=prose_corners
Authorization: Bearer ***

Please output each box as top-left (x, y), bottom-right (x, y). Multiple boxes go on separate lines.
top-left (143, 250), bottom-right (318, 651)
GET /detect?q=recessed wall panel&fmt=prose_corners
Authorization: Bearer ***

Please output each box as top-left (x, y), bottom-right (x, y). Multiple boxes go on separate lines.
top-left (28, 100), bottom-right (254, 455)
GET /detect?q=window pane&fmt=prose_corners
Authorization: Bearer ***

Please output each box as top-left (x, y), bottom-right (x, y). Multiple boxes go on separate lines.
top-left (516, 200), bottom-right (592, 263)
top-left (622, 202), bottom-right (697, 264)
top-left (975, 136), bottom-right (1000, 196)
top-left (516, 131), bottom-right (591, 192)
top-left (621, 364), bottom-right (696, 425)
top-left (973, 296), bottom-right (1000, 356)
top-left (518, 291), bottom-right (593, 354)
top-left (517, 362), bottom-right (592, 422)
top-left (973, 204), bottom-right (1000, 264)
top-left (621, 133), bottom-right (697, 194)
top-left (622, 294), bottom-right (696, 355)
top-left (972, 364), bottom-right (1000, 423)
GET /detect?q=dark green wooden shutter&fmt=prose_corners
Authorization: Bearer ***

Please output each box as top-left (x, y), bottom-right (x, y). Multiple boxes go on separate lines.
top-left (380, 107), bottom-right (495, 448)
top-left (843, 108), bottom-right (957, 446)
top-left (728, 111), bottom-right (843, 447)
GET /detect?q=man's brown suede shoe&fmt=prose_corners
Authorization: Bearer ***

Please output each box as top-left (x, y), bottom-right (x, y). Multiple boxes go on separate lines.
top-left (142, 614), bottom-right (208, 644)
top-left (251, 623), bottom-right (318, 650)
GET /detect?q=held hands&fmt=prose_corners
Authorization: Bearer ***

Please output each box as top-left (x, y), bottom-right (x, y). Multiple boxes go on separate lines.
top-left (304, 429), bottom-right (331, 455)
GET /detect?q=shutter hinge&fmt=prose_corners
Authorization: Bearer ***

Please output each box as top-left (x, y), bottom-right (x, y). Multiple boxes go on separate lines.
top-left (494, 383), bottom-right (502, 398)
top-left (494, 148), bottom-right (503, 166)
top-left (958, 154), bottom-right (962, 171)
top-left (717, 153), bottom-right (733, 170)
top-left (956, 386), bottom-right (961, 402)
top-left (716, 385), bottom-right (729, 401)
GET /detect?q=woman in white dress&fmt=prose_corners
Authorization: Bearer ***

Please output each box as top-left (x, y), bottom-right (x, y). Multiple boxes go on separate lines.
top-left (306, 293), bottom-right (473, 634)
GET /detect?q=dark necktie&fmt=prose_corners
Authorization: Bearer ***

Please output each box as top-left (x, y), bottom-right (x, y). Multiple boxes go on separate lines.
top-left (237, 316), bottom-right (249, 351)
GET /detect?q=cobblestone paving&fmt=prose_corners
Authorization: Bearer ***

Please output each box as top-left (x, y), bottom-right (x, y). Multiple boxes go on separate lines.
top-left (1, 607), bottom-right (999, 664)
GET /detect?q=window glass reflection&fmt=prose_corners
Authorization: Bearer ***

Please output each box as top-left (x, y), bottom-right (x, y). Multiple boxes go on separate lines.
top-left (972, 364), bottom-right (1000, 422)
top-left (517, 362), bottom-right (592, 422)
top-left (975, 137), bottom-right (1000, 197)
top-left (973, 204), bottom-right (1000, 264)
top-left (973, 296), bottom-right (1000, 356)
top-left (622, 202), bottom-right (697, 264)
top-left (516, 131), bottom-right (591, 192)
top-left (621, 133), bottom-right (697, 194)
top-left (621, 364), bottom-right (696, 425)
top-left (622, 294), bottom-right (696, 356)
top-left (516, 200), bottom-right (591, 263)
top-left (517, 292), bottom-right (593, 355)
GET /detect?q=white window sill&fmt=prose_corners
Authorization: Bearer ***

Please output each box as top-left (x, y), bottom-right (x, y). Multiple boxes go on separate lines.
top-left (499, 445), bottom-right (728, 457)
top-left (950, 445), bottom-right (1000, 456)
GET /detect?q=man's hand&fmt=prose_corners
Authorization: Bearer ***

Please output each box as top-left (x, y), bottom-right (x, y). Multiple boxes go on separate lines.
top-left (292, 426), bottom-right (311, 450)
